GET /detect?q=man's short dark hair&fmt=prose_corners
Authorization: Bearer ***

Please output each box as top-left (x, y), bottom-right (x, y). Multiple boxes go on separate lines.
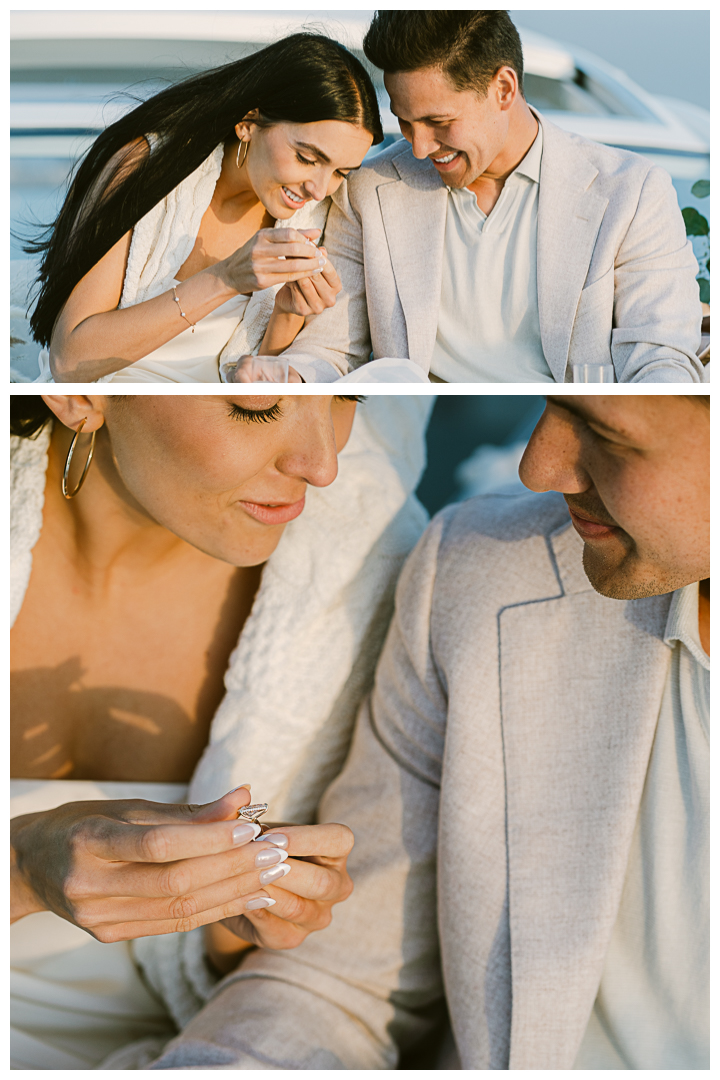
top-left (363, 10), bottom-right (524, 97)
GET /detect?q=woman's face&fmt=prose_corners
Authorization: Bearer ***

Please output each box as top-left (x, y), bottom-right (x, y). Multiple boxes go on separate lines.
top-left (63, 396), bottom-right (358, 566)
top-left (238, 118), bottom-right (374, 217)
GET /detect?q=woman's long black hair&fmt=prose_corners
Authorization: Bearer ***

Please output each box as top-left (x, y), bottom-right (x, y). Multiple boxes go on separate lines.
top-left (26, 33), bottom-right (383, 347)
top-left (11, 396), bottom-right (54, 438)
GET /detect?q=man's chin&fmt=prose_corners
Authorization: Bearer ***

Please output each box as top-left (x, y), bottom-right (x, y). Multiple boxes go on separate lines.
top-left (443, 168), bottom-right (474, 190)
top-left (582, 546), bottom-right (685, 601)
top-left (429, 155), bottom-right (472, 189)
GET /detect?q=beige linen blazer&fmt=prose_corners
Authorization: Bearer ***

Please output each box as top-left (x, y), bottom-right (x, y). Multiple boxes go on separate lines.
top-left (149, 492), bottom-right (674, 1070)
top-left (285, 112), bottom-right (704, 383)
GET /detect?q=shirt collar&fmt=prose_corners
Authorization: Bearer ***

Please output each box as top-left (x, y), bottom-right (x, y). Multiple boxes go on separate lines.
top-left (513, 123), bottom-right (543, 184)
top-left (664, 581), bottom-right (709, 671)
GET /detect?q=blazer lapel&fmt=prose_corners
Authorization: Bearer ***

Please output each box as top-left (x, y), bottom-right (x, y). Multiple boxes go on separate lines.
top-left (536, 117), bottom-right (609, 381)
top-left (376, 150), bottom-right (447, 368)
top-left (500, 524), bottom-right (672, 1068)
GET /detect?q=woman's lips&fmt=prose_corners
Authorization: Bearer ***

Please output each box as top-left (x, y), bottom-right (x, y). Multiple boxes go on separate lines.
top-left (567, 506), bottom-right (619, 540)
top-left (238, 496), bottom-right (306, 525)
top-left (279, 185), bottom-right (308, 210)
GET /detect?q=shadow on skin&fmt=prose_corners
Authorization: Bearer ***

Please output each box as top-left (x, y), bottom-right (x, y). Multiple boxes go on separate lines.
top-left (11, 565), bottom-right (262, 783)
top-left (11, 657), bottom-right (204, 782)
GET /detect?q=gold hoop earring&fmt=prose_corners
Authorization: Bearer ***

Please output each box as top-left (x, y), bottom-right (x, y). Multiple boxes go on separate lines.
top-left (236, 139), bottom-right (249, 170)
top-left (62, 418), bottom-right (96, 499)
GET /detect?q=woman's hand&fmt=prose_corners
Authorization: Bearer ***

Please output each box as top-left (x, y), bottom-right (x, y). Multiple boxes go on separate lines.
top-left (272, 247), bottom-right (342, 319)
top-left (9, 787), bottom-right (318, 943)
top-left (216, 822), bottom-right (354, 952)
top-left (217, 227), bottom-right (326, 296)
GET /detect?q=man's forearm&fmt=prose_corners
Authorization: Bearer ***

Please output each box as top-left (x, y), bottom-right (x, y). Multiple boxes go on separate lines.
top-left (612, 165), bottom-right (704, 382)
top-left (149, 704), bottom-right (444, 1070)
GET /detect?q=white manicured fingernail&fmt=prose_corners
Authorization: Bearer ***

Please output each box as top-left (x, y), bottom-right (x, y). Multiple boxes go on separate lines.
top-left (255, 847), bottom-right (288, 868)
top-left (259, 832), bottom-right (289, 848)
top-left (233, 822), bottom-right (261, 845)
top-left (259, 863), bottom-right (292, 886)
top-left (246, 896), bottom-right (277, 911)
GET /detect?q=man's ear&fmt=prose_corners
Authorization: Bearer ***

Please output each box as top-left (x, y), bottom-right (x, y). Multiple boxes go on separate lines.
top-left (494, 66), bottom-right (519, 111)
top-left (41, 395), bottom-right (106, 433)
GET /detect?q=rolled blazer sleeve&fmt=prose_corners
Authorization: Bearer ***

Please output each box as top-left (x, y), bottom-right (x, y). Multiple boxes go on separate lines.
top-left (282, 182), bottom-right (373, 383)
top-left (612, 165), bottom-right (705, 383)
top-left (149, 518), bottom-right (451, 1070)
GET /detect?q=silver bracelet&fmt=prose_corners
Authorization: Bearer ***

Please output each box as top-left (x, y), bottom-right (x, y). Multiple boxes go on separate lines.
top-left (172, 286), bottom-right (196, 333)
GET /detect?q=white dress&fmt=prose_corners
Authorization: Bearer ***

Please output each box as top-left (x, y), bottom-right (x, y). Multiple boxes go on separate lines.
top-left (109, 282), bottom-right (249, 383)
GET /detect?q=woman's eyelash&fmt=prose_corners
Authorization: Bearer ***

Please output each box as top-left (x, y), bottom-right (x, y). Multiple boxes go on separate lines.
top-left (229, 398), bottom-right (360, 425)
top-left (229, 403), bottom-right (283, 425)
top-left (296, 152), bottom-right (349, 180)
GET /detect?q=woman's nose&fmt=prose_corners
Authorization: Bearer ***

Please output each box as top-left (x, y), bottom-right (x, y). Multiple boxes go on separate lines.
top-left (519, 407), bottom-right (590, 494)
top-left (304, 170), bottom-right (332, 202)
top-left (276, 403), bottom-right (339, 489)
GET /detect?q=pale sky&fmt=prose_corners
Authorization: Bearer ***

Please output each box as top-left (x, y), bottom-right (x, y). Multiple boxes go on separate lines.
top-left (512, 9), bottom-right (709, 110)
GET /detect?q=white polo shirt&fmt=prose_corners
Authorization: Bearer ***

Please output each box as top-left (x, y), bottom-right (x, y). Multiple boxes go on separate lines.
top-left (430, 127), bottom-right (553, 383)
top-left (574, 581), bottom-right (709, 1069)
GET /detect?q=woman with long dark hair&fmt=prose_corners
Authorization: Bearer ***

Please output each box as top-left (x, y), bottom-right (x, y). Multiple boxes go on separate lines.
top-left (28, 34), bottom-right (383, 383)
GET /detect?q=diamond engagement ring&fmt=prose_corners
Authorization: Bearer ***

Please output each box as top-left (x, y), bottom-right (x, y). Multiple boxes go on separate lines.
top-left (237, 802), bottom-right (269, 824)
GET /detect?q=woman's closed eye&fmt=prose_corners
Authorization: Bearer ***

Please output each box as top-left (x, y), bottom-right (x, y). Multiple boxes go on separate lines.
top-left (295, 152), bottom-right (352, 180)
top-left (229, 402), bottom-right (283, 425)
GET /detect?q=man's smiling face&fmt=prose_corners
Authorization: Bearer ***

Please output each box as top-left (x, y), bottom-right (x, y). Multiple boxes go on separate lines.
top-left (518, 396), bottom-right (710, 599)
top-left (384, 65), bottom-right (513, 188)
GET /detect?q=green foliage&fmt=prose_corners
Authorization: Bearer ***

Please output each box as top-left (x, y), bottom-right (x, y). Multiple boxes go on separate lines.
top-left (682, 179), bottom-right (710, 304)
top-left (682, 207), bottom-right (709, 237)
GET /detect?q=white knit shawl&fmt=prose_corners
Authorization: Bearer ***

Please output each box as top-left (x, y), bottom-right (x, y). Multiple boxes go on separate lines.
top-left (35, 143), bottom-right (331, 382)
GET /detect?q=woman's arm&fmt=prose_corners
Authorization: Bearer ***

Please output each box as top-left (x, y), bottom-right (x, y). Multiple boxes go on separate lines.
top-left (258, 310), bottom-right (307, 358)
top-left (49, 230), bottom-right (328, 382)
top-left (49, 242), bottom-right (234, 382)
top-left (258, 247), bottom-right (342, 356)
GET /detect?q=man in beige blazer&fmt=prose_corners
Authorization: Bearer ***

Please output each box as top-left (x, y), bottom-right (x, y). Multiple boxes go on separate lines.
top-left (284, 12), bottom-right (704, 383)
top-left (150, 395), bottom-right (709, 1069)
